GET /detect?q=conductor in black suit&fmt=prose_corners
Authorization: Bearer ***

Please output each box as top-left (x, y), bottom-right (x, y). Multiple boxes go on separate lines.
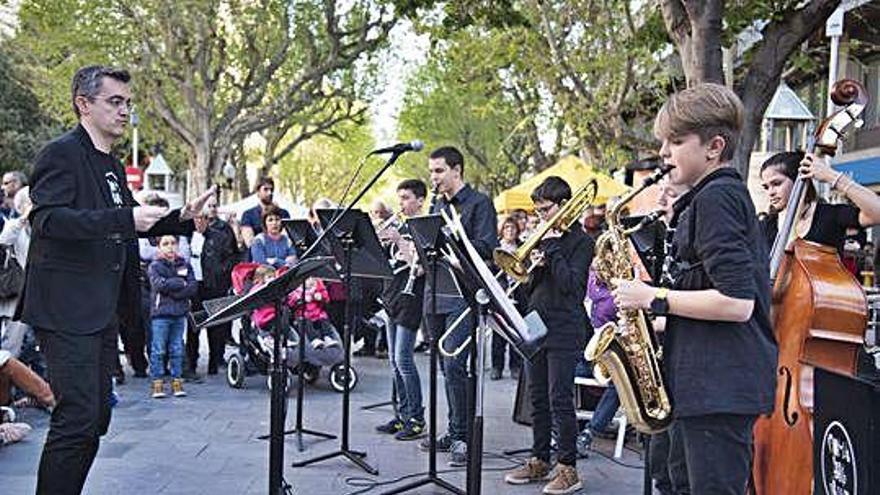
top-left (17, 65), bottom-right (216, 495)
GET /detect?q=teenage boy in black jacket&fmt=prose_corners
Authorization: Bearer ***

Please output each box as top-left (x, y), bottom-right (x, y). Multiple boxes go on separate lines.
top-left (375, 179), bottom-right (428, 441)
top-left (613, 83), bottom-right (777, 494)
top-left (503, 176), bottom-right (593, 495)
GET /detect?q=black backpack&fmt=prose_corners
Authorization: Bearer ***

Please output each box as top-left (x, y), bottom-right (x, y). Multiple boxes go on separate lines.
top-left (0, 245), bottom-right (25, 299)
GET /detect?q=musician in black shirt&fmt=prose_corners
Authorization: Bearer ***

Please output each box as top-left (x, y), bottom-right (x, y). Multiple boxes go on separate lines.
top-left (759, 150), bottom-right (880, 256)
top-left (503, 176), bottom-right (592, 494)
top-left (614, 84), bottom-right (777, 494)
top-left (420, 146), bottom-right (498, 467)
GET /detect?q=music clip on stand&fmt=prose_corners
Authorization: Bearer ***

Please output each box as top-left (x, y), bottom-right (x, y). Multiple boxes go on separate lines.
top-left (201, 257), bottom-right (333, 495)
top-left (291, 208), bottom-right (391, 476)
top-left (380, 213), bottom-right (464, 495)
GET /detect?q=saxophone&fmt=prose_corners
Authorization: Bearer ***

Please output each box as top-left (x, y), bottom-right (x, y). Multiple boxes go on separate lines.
top-left (584, 167), bottom-right (673, 434)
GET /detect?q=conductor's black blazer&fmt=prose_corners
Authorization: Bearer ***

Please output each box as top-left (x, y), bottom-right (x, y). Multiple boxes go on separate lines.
top-left (16, 125), bottom-right (193, 335)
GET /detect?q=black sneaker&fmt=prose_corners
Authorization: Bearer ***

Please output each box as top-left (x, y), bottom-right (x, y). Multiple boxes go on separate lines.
top-left (182, 369), bottom-right (203, 383)
top-left (376, 418), bottom-right (404, 434)
top-left (395, 419), bottom-right (426, 441)
top-left (419, 432), bottom-right (454, 452)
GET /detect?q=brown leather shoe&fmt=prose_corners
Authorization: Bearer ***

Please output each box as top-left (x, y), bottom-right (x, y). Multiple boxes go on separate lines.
top-left (542, 463), bottom-right (582, 494)
top-left (504, 457), bottom-right (554, 485)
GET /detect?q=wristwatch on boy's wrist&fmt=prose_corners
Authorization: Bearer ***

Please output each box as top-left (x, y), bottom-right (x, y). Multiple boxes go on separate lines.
top-left (650, 287), bottom-right (669, 316)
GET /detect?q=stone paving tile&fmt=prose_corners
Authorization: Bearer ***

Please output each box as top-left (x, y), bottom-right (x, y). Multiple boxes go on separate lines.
top-left (0, 349), bottom-right (647, 494)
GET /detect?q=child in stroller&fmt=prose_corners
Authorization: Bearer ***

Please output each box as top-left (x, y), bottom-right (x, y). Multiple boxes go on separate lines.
top-left (224, 262), bottom-right (355, 392)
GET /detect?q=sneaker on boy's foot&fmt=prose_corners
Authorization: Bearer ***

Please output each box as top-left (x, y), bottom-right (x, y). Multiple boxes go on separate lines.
top-left (151, 380), bottom-right (166, 399)
top-left (419, 432), bottom-right (454, 452)
top-left (504, 457), bottom-right (555, 485)
top-left (447, 440), bottom-right (467, 467)
top-left (542, 464), bottom-right (582, 495)
top-left (395, 418), bottom-right (426, 441)
top-left (310, 338), bottom-right (325, 349)
top-left (375, 418), bottom-right (404, 434)
top-left (323, 336), bottom-right (339, 347)
top-left (171, 378), bottom-right (187, 397)
top-left (575, 429), bottom-right (593, 458)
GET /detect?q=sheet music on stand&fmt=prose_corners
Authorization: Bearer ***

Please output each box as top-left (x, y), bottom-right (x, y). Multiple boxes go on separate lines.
top-left (283, 219), bottom-right (342, 282)
top-left (441, 209), bottom-right (546, 360)
top-left (315, 208), bottom-right (393, 280)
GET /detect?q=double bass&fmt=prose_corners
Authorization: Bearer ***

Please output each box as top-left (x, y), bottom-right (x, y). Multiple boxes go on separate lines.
top-left (752, 80), bottom-right (869, 494)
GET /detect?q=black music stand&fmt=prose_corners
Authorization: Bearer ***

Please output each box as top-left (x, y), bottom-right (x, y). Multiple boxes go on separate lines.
top-left (442, 208), bottom-right (547, 495)
top-left (248, 219), bottom-right (337, 452)
top-left (201, 256), bottom-right (334, 495)
top-left (380, 213), bottom-right (464, 495)
top-left (291, 208), bottom-right (391, 475)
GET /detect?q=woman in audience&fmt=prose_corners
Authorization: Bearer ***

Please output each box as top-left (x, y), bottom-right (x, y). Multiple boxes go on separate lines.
top-left (250, 206), bottom-right (297, 269)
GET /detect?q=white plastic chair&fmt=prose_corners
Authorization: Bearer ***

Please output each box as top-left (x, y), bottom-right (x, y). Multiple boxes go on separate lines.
top-left (574, 376), bottom-right (628, 459)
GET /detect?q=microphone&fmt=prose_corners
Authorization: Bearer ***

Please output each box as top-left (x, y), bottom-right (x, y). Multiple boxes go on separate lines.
top-left (370, 140), bottom-right (425, 155)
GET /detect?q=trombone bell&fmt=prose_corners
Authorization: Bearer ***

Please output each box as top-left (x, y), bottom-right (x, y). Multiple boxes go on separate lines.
top-left (493, 250), bottom-right (530, 284)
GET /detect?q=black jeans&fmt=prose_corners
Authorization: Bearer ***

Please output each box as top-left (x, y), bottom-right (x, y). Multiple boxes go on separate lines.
top-left (425, 302), bottom-right (474, 442)
top-left (118, 320), bottom-right (147, 374)
top-left (35, 324), bottom-right (117, 495)
top-left (187, 284), bottom-right (229, 371)
top-left (491, 331), bottom-right (521, 373)
top-left (678, 414), bottom-right (756, 495)
top-left (529, 347), bottom-right (579, 466)
top-left (650, 422), bottom-right (690, 494)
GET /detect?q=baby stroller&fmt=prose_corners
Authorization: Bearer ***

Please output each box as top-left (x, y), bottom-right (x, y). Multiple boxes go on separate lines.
top-left (223, 262), bottom-right (356, 393)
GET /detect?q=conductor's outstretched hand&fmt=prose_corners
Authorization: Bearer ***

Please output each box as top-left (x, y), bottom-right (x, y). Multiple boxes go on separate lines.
top-left (181, 185), bottom-right (219, 221)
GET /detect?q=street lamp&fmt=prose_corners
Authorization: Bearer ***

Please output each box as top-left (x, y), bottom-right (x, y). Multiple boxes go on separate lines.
top-left (222, 160), bottom-right (236, 201)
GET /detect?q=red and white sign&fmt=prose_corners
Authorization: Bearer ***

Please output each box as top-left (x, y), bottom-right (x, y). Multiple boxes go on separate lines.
top-left (126, 166), bottom-right (144, 191)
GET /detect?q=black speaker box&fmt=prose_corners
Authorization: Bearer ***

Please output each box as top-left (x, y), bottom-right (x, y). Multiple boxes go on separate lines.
top-left (813, 368), bottom-right (880, 495)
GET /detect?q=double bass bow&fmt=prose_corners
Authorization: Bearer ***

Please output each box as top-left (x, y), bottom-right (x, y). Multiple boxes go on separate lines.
top-left (752, 79), bottom-right (869, 495)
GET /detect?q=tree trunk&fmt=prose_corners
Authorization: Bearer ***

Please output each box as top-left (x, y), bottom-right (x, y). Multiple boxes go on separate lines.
top-left (190, 144), bottom-right (211, 200)
top-left (733, 75), bottom-right (780, 178)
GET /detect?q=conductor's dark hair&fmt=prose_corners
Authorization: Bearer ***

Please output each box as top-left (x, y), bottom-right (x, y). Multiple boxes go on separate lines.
top-left (397, 179), bottom-right (427, 199)
top-left (71, 65), bottom-right (131, 118)
top-left (531, 176), bottom-right (572, 205)
top-left (429, 146), bottom-right (465, 176)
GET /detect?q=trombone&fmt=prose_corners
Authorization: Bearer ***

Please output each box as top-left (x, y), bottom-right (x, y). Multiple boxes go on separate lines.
top-left (437, 179), bottom-right (599, 358)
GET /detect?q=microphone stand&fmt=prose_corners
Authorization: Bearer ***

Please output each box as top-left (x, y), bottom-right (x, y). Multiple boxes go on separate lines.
top-left (290, 149), bottom-right (409, 475)
top-left (381, 207), bottom-right (463, 495)
top-left (467, 289), bottom-right (490, 495)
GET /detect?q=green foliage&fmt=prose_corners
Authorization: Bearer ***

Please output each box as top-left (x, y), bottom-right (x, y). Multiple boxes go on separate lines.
top-left (10, 0), bottom-right (397, 194)
top-left (396, 28), bottom-right (538, 196)
top-left (0, 45), bottom-right (60, 173)
top-left (276, 117), bottom-right (379, 207)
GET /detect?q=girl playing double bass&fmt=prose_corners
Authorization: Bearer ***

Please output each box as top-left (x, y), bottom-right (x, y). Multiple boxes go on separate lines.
top-left (759, 150), bottom-right (880, 255)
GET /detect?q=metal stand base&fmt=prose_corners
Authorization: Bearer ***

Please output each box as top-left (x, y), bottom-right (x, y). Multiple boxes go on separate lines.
top-left (258, 298), bottom-right (336, 452)
top-left (291, 238), bottom-right (377, 475)
top-left (291, 448), bottom-right (377, 475)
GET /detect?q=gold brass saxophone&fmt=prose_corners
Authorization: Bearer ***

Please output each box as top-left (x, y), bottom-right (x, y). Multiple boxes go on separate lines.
top-left (584, 167), bottom-right (673, 434)
top-left (494, 179), bottom-right (599, 284)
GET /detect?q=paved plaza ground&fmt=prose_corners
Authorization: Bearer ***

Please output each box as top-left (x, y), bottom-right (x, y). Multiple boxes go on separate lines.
top-left (1, 347), bottom-right (647, 494)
